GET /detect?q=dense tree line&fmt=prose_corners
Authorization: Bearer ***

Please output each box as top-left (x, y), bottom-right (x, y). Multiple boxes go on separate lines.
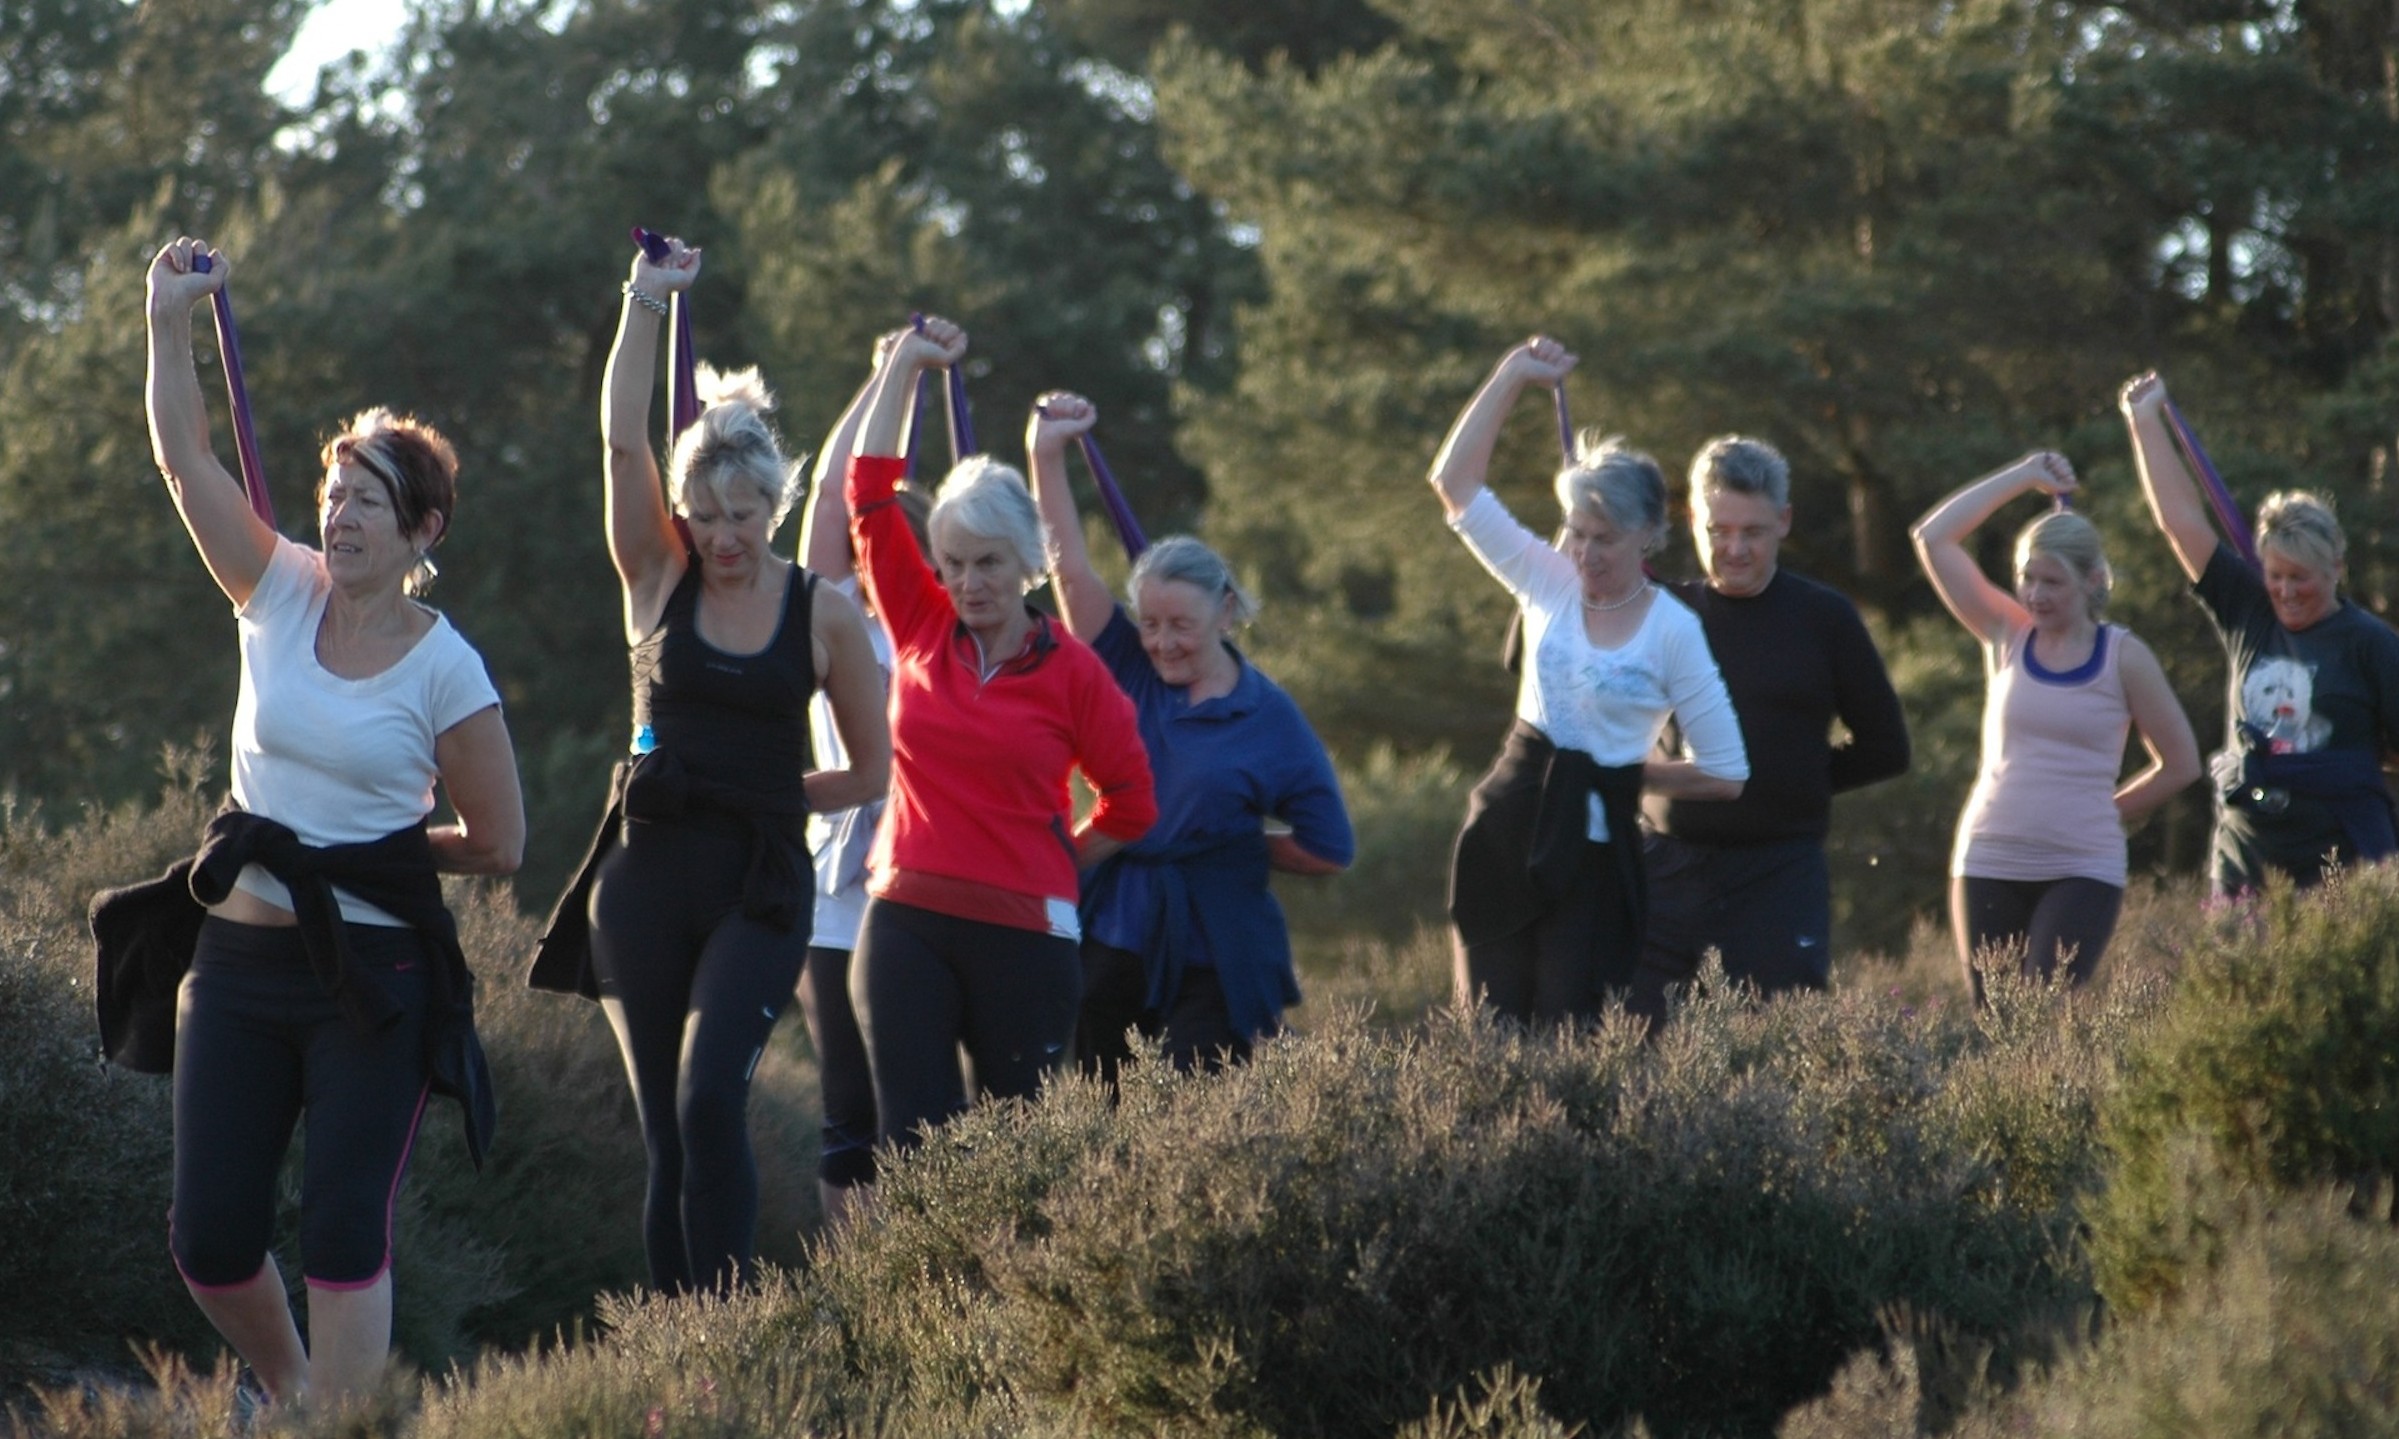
top-left (3, 0), bottom-right (2394, 937)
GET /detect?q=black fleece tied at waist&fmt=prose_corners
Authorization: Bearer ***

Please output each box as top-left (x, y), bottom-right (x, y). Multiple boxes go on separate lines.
top-left (89, 802), bottom-right (497, 1167)
top-left (1448, 719), bottom-right (1648, 949)
top-left (528, 746), bottom-right (811, 1000)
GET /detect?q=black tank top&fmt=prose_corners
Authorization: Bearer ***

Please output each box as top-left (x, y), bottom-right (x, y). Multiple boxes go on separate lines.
top-left (630, 558), bottom-right (817, 808)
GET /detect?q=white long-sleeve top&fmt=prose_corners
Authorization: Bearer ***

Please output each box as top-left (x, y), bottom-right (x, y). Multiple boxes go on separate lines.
top-left (1449, 487), bottom-right (1747, 840)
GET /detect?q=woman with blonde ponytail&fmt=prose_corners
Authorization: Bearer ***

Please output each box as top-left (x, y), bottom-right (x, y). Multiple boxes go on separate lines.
top-left (530, 236), bottom-right (889, 1292)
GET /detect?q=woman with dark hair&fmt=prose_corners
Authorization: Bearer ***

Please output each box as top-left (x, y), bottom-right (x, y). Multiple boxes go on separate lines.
top-left (119, 237), bottom-right (524, 1407)
top-left (1025, 392), bottom-right (1353, 1077)
top-left (843, 320), bottom-right (1155, 1149)
top-left (1432, 335), bottom-right (1747, 1024)
top-left (1911, 451), bottom-right (2199, 997)
top-left (530, 237), bottom-right (889, 1292)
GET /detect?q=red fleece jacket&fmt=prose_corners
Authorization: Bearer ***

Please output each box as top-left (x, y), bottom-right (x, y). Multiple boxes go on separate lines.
top-left (847, 453), bottom-right (1156, 932)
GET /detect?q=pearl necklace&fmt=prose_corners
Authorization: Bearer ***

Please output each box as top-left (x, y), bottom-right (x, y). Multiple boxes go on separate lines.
top-left (1582, 580), bottom-right (1652, 613)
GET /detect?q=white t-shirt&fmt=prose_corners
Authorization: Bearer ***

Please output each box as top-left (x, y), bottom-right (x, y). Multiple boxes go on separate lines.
top-left (1450, 487), bottom-right (1747, 839)
top-left (230, 536), bottom-right (502, 924)
top-left (807, 575), bottom-right (894, 950)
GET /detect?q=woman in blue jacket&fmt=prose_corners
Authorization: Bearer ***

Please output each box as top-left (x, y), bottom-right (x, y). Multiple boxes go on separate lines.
top-left (1025, 393), bottom-right (1354, 1077)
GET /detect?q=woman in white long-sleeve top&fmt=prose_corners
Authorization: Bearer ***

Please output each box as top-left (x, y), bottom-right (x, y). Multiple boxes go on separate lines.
top-left (1431, 335), bottom-right (1747, 1024)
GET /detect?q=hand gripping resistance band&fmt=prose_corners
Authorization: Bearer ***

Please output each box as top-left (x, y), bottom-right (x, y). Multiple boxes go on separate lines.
top-left (1032, 401), bottom-right (1151, 561)
top-left (631, 228), bottom-right (702, 441)
top-left (187, 254), bottom-right (275, 526)
top-left (2161, 396), bottom-right (2257, 568)
top-left (908, 313), bottom-right (979, 462)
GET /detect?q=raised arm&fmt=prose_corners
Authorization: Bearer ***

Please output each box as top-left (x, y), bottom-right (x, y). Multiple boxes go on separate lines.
top-left (855, 319), bottom-right (965, 462)
top-left (1427, 336), bottom-right (1577, 520)
top-left (803, 584), bottom-right (893, 813)
top-left (2118, 372), bottom-right (2220, 583)
top-left (1026, 392), bottom-right (1113, 642)
top-left (2112, 633), bottom-right (2202, 828)
top-left (798, 336), bottom-right (899, 582)
top-left (146, 238), bottom-right (277, 607)
top-left (603, 237), bottom-right (701, 638)
top-left (1910, 452), bottom-right (2075, 645)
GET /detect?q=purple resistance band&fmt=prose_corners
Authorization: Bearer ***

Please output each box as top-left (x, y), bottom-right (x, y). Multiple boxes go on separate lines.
top-left (907, 313), bottom-right (979, 461)
top-left (631, 228), bottom-right (702, 440)
top-left (1030, 402), bottom-right (1150, 560)
top-left (2162, 396), bottom-right (2257, 568)
top-left (187, 254), bottom-right (274, 526)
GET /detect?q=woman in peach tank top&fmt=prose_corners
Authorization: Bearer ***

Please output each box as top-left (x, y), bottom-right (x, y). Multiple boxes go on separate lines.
top-left (1911, 452), bottom-right (2201, 1002)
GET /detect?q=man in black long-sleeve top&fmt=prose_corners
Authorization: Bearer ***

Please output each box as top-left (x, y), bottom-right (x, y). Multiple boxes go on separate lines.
top-left (1636, 437), bottom-right (1910, 1009)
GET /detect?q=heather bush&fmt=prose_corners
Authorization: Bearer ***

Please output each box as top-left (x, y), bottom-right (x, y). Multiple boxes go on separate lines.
top-left (0, 772), bottom-right (223, 1386)
top-left (1786, 1185), bottom-right (2399, 1438)
top-left (2086, 864), bottom-right (2399, 1315)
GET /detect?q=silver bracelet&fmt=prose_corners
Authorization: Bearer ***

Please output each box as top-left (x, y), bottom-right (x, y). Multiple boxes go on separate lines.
top-left (622, 283), bottom-right (670, 317)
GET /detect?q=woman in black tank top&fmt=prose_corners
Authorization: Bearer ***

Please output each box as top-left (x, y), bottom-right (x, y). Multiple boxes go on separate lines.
top-left (531, 236), bottom-right (890, 1292)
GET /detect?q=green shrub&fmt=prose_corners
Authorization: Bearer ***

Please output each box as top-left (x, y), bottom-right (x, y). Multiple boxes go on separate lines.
top-left (1936, 1184), bottom-right (2399, 1437)
top-left (749, 975), bottom-right (2101, 1438)
top-left (2087, 865), bottom-right (2399, 1315)
top-left (0, 772), bottom-right (224, 1386)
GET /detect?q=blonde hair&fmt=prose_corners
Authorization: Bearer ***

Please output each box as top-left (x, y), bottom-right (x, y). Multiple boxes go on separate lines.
top-left (669, 365), bottom-right (805, 531)
top-left (2255, 490), bottom-right (2345, 577)
top-left (2014, 509), bottom-right (2113, 620)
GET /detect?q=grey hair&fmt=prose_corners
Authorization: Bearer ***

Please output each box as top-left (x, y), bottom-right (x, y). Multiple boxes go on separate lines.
top-left (1555, 429), bottom-right (1667, 543)
top-left (2014, 509), bottom-right (2113, 620)
top-left (1127, 535), bottom-right (1259, 627)
top-left (669, 364), bottom-right (806, 532)
top-left (2255, 490), bottom-right (2346, 577)
top-left (1689, 434), bottom-right (1790, 510)
top-left (931, 455), bottom-right (1048, 587)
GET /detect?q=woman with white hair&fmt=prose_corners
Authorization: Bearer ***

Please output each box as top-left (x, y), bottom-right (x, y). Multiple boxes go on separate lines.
top-left (530, 237), bottom-right (889, 1293)
top-left (1434, 336), bottom-right (1747, 1024)
top-left (1912, 450), bottom-right (2198, 997)
top-left (1025, 392), bottom-right (1353, 1078)
top-left (843, 320), bottom-right (1155, 1148)
top-left (2121, 372), bottom-right (2399, 894)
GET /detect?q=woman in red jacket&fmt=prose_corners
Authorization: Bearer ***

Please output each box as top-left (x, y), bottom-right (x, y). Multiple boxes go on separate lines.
top-left (844, 317), bottom-right (1156, 1148)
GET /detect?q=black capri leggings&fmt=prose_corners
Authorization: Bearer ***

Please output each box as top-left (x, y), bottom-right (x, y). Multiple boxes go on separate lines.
top-left (1950, 874), bottom-right (2124, 1005)
top-left (851, 898), bottom-right (1081, 1151)
top-left (588, 817), bottom-right (807, 1294)
top-left (171, 917), bottom-right (430, 1290)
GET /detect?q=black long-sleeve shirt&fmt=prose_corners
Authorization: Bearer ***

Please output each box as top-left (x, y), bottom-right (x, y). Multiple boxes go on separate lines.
top-left (1645, 568), bottom-right (1910, 846)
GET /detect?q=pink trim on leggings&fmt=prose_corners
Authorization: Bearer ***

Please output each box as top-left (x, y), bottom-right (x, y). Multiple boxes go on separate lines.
top-left (303, 1081), bottom-right (431, 1293)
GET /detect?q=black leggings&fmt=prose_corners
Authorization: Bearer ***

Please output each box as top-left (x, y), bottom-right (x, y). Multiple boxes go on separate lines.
top-left (1454, 839), bottom-right (1637, 1024)
top-left (851, 898), bottom-right (1080, 1151)
top-left (1077, 941), bottom-right (1247, 1083)
top-left (171, 917), bottom-right (430, 1290)
top-left (1950, 874), bottom-right (2124, 1005)
top-left (798, 944), bottom-right (877, 1189)
top-left (588, 819), bottom-right (806, 1294)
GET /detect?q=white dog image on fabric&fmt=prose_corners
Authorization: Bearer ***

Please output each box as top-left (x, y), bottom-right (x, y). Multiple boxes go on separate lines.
top-left (2240, 655), bottom-right (2331, 754)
